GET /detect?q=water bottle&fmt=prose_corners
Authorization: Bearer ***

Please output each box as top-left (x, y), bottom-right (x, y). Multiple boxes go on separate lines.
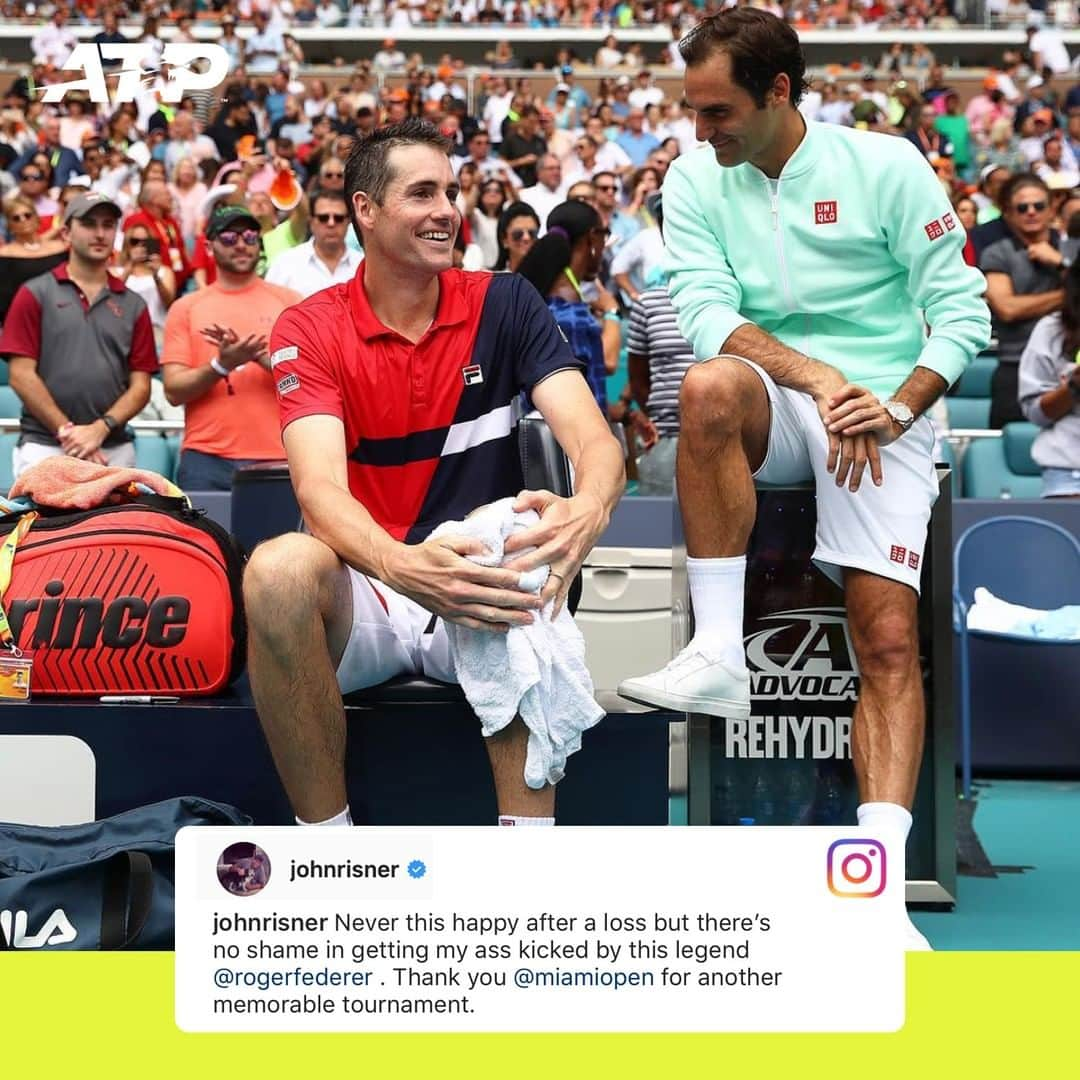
top-left (714, 772), bottom-right (739, 826)
top-left (816, 771), bottom-right (846, 826)
top-left (751, 774), bottom-right (775, 826)
top-left (782, 765), bottom-right (814, 826)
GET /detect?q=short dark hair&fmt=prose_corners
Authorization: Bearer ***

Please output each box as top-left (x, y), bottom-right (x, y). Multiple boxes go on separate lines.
top-left (679, 9), bottom-right (807, 109)
top-left (343, 117), bottom-right (451, 211)
top-left (1003, 172), bottom-right (1050, 211)
top-left (310, 187), bottom-right (347, 214)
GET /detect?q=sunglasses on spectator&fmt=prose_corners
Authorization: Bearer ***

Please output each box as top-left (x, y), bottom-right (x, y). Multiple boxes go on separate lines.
top-left (215, 228), bottom-right (261, 246)
top-left (1014, 201), bottom-right (1048, 213)
top-left (314, 213), bottom-right (347, 224)
top-left (509, 227), bottom-right (538, 242)
top-left (20, 171), bottom-right (44, 181)
top-left (128, 237), bottom-right (149, 246)
top-left (594, 183), bottom-right (617, 192)
top-left (321, 171), bottom-right (343, 179)
top-left (8, 211), bottom-right (34, 222)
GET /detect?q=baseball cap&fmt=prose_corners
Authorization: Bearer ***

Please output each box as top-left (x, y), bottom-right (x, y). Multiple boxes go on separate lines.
top-left (560, 64), bottom-right (573, 76)
top-left (861, 71), bottom-right (876, 81)
top-left (387, 88), bottom-right (409, 103)
top-left (616, 75), bottom-right (631, 88)
top-left (1029, 74), bottom-right (1045, 90)
top-left (554, 83), bottom-right (570, 95)
top-left (206, 204), bottom-right (260, 237)
top-left (63, 191), bottom-right (121, 225)
top-left (980, 163), bottom-right (1007, 183)
top-left (1034, 107), bottom-right (1054, 124)
top-left (983, 75), bottom-right (999, 91)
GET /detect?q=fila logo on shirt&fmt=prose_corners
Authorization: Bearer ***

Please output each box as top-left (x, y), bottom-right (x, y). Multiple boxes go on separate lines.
top-left (462, 364), bottom-right (484, 386)
top-left (814, 200), bottom-right (838, 225)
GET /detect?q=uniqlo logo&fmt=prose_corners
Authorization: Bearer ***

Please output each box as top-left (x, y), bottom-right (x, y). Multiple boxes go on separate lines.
top-left (815, 200), bottom-right (838, 225)
top-left (908, 552), bottom-right (920, 570)
top-left (890, 545), bottom-right (907, 564)
top-left (942, 212), bottom-right (956, 232)
top-left (924, 219), bottom-right (945, 241)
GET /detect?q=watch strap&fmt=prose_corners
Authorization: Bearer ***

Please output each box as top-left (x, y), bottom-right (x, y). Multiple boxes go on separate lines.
top-left (101, 413), bottom-right (119, 433)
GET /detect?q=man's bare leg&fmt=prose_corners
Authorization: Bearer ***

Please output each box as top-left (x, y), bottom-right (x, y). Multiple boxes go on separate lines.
top-left (677, 356), bottom-right (771, 557)
top-left (485, 718), bottom-right (556, 820)
top-left (844, 568), bottom-right (931, 949)
top-left (244, 533), bottom-right (355, 823)
top-left (844, 570), bottom-right (924, 808)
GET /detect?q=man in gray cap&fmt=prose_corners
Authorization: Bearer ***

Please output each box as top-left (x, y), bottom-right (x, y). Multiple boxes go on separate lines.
top-left (0, 192), bottom-right (157, 478)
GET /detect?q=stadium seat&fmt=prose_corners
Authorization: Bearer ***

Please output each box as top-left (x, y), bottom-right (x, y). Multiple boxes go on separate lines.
top-left (134, 433), bottom-right (175, 478)
top-left (0, 432), bottom-right (18, 495)
top-left (961, 432), bottom-right (1042, 499)
top-left (952, 354), bottom-right (997, 399)
top-left (1001, 421), bottom-right (1040, 479)
top-left (953, 516), bottom-right (1080, 796)
top-left (166, 435), bottom-right (181, 483)
top-left (946, 396), bottom-right (991, 430)
top-left (0, 385), bottom-right (22, 419)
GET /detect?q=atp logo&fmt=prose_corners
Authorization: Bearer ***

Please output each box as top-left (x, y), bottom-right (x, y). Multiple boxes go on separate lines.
top-left (40, 44), bottom-right (230, 105)
top-left (0, 908), bottom-right (78, 948)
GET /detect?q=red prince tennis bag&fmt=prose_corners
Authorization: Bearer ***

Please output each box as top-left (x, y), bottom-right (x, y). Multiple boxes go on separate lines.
top-left (0, 498), bottom-right (245, 696)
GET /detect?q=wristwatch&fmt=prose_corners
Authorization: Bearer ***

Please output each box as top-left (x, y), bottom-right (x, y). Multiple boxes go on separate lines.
top-left (100, 413), bottom-right (119, 433)
top-left (883, 400), bottom-right (915, 434)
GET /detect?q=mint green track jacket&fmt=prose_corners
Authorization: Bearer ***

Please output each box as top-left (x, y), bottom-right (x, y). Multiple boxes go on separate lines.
top-left (662, 121), bottom-right (992, 400)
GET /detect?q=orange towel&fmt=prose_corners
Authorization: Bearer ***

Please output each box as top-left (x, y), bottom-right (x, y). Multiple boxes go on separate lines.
top-left (10, 457), bottom-right (179, 511)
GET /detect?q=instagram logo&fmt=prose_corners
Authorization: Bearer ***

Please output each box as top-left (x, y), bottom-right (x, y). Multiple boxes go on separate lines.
top-left (827, 839), bottom-right (886, 898)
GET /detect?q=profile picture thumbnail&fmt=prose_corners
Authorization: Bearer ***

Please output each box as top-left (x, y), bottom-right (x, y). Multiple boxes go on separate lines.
top-left (217, 842), bottom-right (271, 897)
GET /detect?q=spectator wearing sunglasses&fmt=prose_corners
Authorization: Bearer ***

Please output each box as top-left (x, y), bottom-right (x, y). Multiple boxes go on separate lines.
top-left (466, 177), bottom-right (509, 270)
top-left (516, 199), bottom-right (621, 412)
top-left (493, 201), bottom-right (540, 272)
top-left (161, 205), bottom-right (303, 491)
top-left (10, 116), bottom-right (81, 189)
top-left (0, 197), bottom-right (67, 326)
top-left (266, 190), bottom-right (363, 298)
top-left (11, 157), bottom-right (59, 232)
top-left (981, 174), bottom-right (1069, 428)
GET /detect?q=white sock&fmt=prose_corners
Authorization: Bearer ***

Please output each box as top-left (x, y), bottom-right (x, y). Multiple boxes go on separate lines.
top-left (498, 815), bottom-right (555, 826)
top-left (856, 802), bottom-right (931, 950)
top-left (687, 555), bottom-right (746, 668)
top-left (296, 805), bottom-right (353, 827)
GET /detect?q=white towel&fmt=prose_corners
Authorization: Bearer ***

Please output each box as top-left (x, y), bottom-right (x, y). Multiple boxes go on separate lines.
top-left (427, 498), bottom-right (604, 789)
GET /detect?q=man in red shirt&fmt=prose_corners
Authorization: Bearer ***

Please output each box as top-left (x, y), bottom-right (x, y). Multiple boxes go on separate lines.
top-left (245, 119), bottom-right (624, 828)
top-left (122, 180), bottom-right (193, 290)
top-left (0, 193), bottom-right (157, 477)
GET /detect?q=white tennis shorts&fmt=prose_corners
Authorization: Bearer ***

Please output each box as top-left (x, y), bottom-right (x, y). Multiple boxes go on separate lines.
top-left (737, 356), bottom-right (939, 593)
top-left (335, 569), bottom-right (456, 694)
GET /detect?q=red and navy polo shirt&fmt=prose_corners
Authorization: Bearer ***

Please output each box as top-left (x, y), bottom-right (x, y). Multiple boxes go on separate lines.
top-left (0, 263), bottom-right (158, 447)
top-left (270, 269), bottom-right (583, 543)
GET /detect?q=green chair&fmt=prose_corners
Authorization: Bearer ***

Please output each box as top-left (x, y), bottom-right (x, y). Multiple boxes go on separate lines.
top-left (0, 432), bottom-right (18, 495)
top-left (0, 385), bottom-right (22, 419)
top-left (952, 354), bottom-right (997, 398)
top-left (961, 431), bottom-right (1042, 499)
top-left (134, 433), bottom-right (174, 478)
top-left (946, 396), bottom-right (991, 430)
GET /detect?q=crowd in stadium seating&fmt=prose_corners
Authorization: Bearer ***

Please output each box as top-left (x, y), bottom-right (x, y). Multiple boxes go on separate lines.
top-left (0, 3), bottom-right (1078, 494)
top-left (0, 0), bottom-right (1062, 33)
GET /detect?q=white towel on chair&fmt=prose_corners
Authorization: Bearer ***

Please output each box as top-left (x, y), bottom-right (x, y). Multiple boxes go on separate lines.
top-left (427, 498), bottom-right (604, 789)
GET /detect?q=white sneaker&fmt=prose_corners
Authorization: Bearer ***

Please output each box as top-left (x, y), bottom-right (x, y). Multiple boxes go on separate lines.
top-left (618, 646), bottom-right (751, 718)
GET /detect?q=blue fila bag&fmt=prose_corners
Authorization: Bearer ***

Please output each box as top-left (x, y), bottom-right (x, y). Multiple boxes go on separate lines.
top-left (0, 797), bottom-right (250, 951)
